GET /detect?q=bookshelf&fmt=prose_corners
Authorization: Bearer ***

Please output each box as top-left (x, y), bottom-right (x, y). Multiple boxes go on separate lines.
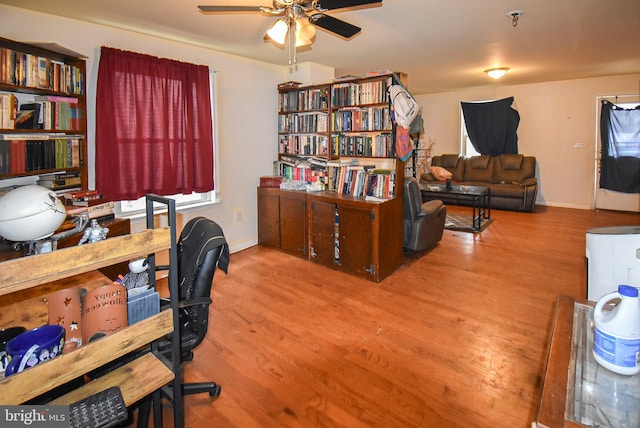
top-left (331, 76), bottom-right (394, 158)
top-left (261, 73), bottom-right (407, 282)
top-left (278, 84), bottom-right (331, 158)
top-left (0, 36), bottom-right (88, 190)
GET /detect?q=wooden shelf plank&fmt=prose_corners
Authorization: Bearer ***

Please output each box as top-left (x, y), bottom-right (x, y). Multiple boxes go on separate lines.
top-left (0, 309), bottom-right (173, 404)
top-left (49, 352), bottom-right (174, 407)
top-left (0, 228), bottom-right (171, 297)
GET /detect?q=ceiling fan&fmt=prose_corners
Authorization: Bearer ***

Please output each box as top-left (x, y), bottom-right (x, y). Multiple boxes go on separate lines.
top-left (198, 0), bottom-right (383, 64)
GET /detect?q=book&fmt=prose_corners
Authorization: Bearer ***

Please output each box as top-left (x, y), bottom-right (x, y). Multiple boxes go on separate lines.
top-left (63, 189), bottom-right (99, 199)
top-left (37, 176), bottom-right (82, 189)
top-left (89, 211), bottom-right (115, 222)
top-left (86, 201), bottom-right (115, 213)
top-left (33, 95), bottom-right (79, 104)
top-left (17, 103), bottom-right (42, 129)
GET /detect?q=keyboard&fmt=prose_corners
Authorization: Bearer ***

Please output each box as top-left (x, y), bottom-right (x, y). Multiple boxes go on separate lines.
top-left (68, 386), bottom-right (128, 428)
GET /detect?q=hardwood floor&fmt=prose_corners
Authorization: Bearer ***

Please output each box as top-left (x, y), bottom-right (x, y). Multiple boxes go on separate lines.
top-left (147, 205), bottom-right (639, 428)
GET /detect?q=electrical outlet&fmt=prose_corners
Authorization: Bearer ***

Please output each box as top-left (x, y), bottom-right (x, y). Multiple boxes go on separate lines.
top-left (233, 207), bottom-right (244, 224)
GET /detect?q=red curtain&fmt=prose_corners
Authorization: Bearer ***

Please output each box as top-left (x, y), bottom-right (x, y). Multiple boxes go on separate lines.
top-left (95, 47), bottom-right (214, 201)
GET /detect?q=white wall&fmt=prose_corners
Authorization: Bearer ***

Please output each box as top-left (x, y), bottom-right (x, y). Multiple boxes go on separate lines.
top-left (0, 5), bottom-right (301, 252)
top-left (416, 74), bottom-right (640, 210)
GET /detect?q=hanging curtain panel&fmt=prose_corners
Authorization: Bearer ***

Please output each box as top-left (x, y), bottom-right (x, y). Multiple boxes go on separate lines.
top-left (461, 97), bottom-right (520, 156)
top-left (599, 100), bottom-right (640, 194)
top-left (95, 47), bottom-right (214, 201)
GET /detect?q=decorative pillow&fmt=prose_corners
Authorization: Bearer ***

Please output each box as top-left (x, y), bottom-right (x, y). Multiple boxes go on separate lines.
top-left (430, 166), bottom-right (453, 181)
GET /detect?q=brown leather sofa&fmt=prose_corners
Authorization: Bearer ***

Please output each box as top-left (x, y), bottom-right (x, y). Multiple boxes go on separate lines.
top-left (420, 154), bottom-right (538, 212)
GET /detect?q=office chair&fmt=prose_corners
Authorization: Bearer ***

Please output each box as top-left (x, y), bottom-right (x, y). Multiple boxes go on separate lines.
top-left (403, 177), bottom-right (447, 251)
top-left (138, 216), bottom-right (230, 427)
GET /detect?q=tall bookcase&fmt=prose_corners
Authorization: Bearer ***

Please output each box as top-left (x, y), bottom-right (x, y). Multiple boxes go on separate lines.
top-left (0, 36), bottom-right (88, 189)
top-left (261, 73), bottom-right (407, 282)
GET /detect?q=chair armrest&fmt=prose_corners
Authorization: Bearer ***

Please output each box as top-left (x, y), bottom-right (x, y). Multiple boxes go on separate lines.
top-left (420, 199), bottom-right (444, 216)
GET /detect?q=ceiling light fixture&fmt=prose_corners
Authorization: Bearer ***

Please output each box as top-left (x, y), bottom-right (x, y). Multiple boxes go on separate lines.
top-left (506, 10), bottom-right (523, 27)
top-left (266, 18), bottom-right (289, 45)
top-left (484, 67), bottom-right (510, 79)
top-left (265, 5), bottom-right (315, 65)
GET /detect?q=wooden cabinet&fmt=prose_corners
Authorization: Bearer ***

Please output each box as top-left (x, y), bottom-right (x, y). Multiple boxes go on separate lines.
top-left (259, 188), bottom-right (403, 282)
top-left (0, 36), bottom-right (88, 189)
top-left (258, 187), bottom-right (307, 258)
top-left (308, 193), bottom-right (402, 282)
top-left (0, 228), bottom-right (182, 425)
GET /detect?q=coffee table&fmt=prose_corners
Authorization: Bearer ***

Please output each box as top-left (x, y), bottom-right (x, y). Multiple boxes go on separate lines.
top-left (534, 295), bottom-right (640, 427)
top-left (419, 183), bottom-right (491, 232)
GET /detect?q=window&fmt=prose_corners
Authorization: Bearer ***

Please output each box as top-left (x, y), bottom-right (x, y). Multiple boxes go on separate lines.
top-left (460, 97), bottom-right (520, 156)
top-left (460, 109), bottom-right (480, 157)
top-left (95, 47), bottom-right (216, 212)
top-left (117, 70), bottom-right (219, 216)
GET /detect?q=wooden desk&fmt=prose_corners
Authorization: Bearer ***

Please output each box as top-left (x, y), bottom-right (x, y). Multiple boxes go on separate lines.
top-left (0, 218), bottom-right (131, 280)
top-left (0, 230), bottom-right (176, 410)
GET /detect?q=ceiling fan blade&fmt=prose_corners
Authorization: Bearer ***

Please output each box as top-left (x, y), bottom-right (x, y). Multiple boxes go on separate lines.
top-left (309, 13), bottom-right (361, 38)
top-left (198, 5), bottom-right (264, 13)
top-left (314, 0), bottom-right (382, 11)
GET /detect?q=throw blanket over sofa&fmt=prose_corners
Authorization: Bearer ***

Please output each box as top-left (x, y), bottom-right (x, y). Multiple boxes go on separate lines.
top-left (421, 154), bottom-right (538, 212)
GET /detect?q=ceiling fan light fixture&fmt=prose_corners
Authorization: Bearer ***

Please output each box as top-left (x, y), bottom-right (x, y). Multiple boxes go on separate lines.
top-left (295, 18), bottom-right (316, 47)
top-left (267, 18), bottom-right (289, 45)
top-left (484, 67), bottom-right (510, 79)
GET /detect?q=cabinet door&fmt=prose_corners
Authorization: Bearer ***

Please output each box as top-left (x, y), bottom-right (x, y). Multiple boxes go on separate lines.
top-left (309, 199), bottom-right (337, 268)
top-left (258, 188), bottom-right (280, 248)
top-left (338, 204), bottom-right (374, 279)
top-left (280, 192), bottom-right (307, 257)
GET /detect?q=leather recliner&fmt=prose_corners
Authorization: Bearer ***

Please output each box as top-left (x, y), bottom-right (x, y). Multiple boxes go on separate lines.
top-left (403, 177), bottom-right (446, 251)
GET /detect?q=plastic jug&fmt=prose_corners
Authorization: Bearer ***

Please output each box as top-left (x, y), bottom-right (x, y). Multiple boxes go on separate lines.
top-left (593, 284), bottom-right (640, 375)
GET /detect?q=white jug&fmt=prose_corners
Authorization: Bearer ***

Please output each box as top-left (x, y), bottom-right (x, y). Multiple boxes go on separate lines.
top-left (593, 284), bottom-right (640, 375)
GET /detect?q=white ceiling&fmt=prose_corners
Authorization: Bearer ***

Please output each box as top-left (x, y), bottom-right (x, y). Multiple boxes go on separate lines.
top-left (1, 0), bottom-right (639, 94)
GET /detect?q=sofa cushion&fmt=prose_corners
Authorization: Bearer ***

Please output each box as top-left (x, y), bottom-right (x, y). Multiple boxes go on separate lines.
top-left (464, 156), bottom-right (495, 183)
top-left (494, 155), bottom-right (536, 184)
top-left (440, 154), bottom-right (462, 169)
top-left (500, 154), bottom-right (524, 170)
top-left (431, 154), bottom-right (464, 181)
top-left (469, 155), bottom-right (491, 169)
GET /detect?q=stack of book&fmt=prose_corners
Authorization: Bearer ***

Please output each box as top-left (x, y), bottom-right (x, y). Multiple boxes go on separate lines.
top-left (63, 189), bottom-right (115, 222)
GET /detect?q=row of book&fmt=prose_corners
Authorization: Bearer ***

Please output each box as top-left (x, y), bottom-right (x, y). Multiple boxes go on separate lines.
top-left (327, 165), bottom-right (395, 198)
top-left (0, 47), bottom-right (84, 94)
top-left (331, 133), bottom-right (394, 158)
top-left (273, 154), bottom-right (395, 199)
top-left (0, 134), bottom-right (83, 175)
top-left (37, 171), bottom-right (82, 190)
top-left (279, 87), bottom-right (329, 112)
top-left (331, 106), bottom-right (391, 132)
top-left (331, 78), bottom-right (391, 107)
top-left (1, 94), bottom-right (82, 131)
top-left (279, 134), bottom-right (329, 156)
top-left (278, 165), bottom-right (328, 189)
top-left (278, 111), bottom-right (329, 133)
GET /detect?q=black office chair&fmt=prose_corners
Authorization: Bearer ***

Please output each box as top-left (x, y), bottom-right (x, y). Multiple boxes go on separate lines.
top-left (138, 216), bottom-right (229, 427)
top-left (403, 177), bottom-right (447, 252)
